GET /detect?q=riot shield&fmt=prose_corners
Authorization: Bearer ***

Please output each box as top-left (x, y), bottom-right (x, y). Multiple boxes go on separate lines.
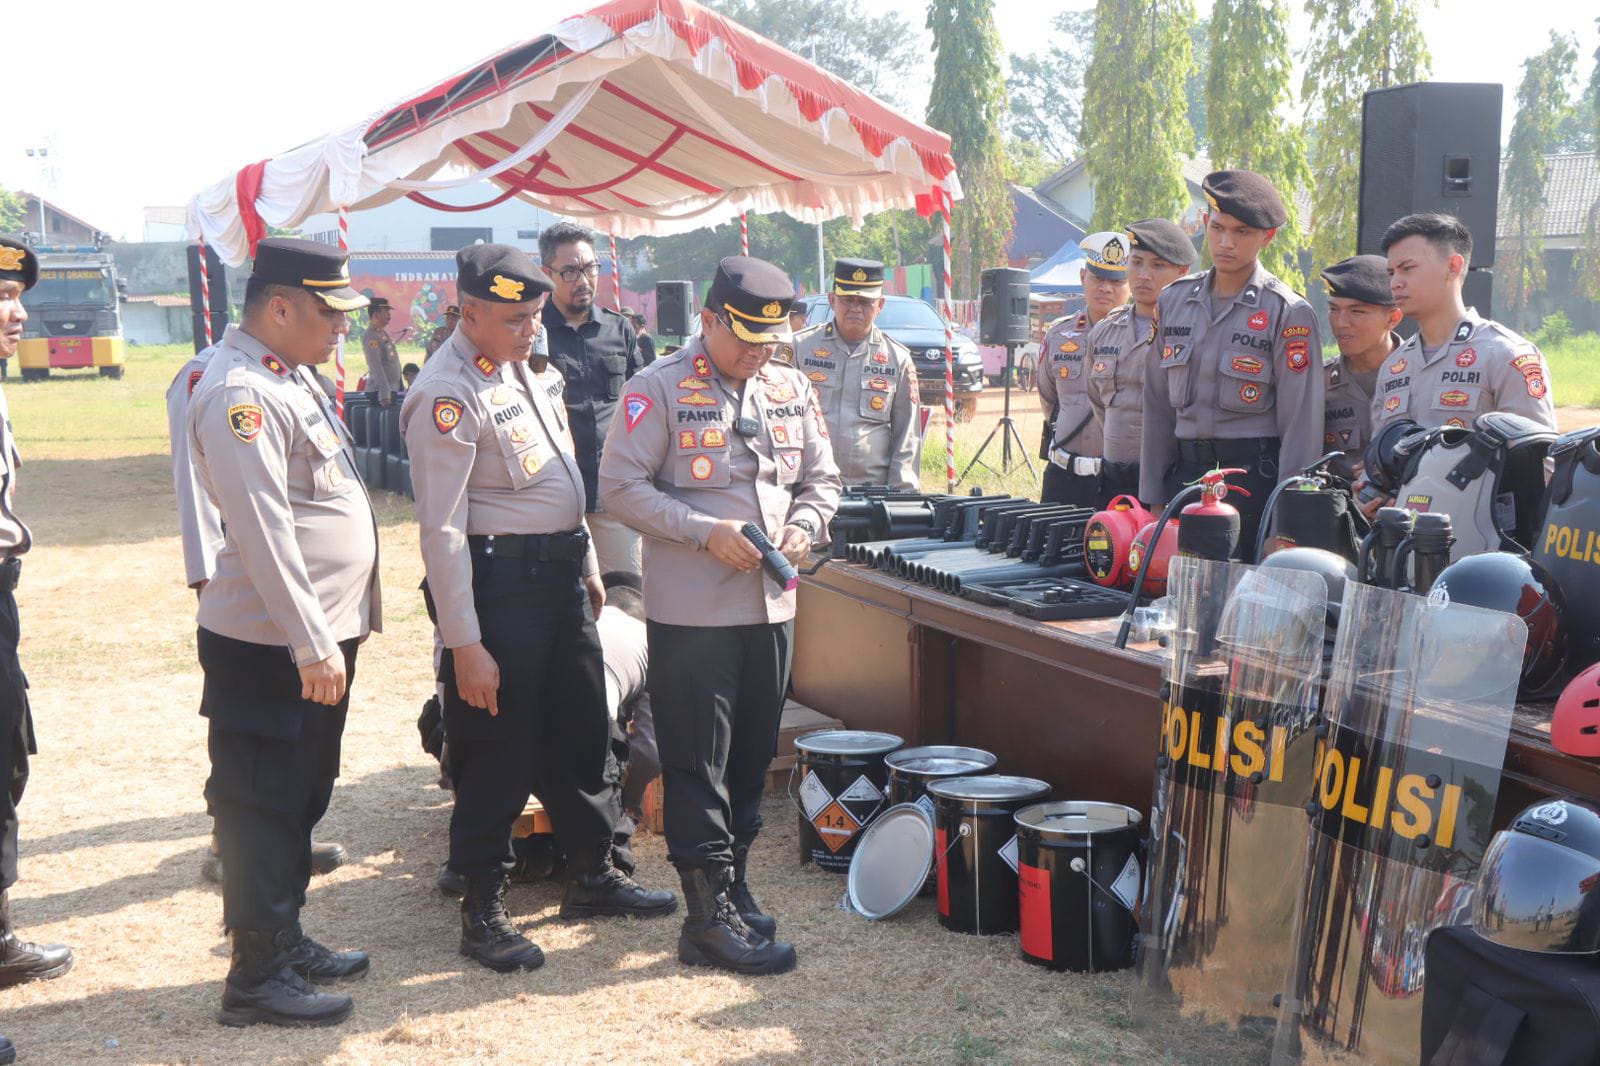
top-left (1271, 583), bottom-right (1524, 1065)
top-left (1138, 557), bottom-right (1329, 1034)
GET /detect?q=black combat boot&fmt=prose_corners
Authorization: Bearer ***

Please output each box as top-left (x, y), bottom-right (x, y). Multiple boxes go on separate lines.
top-left (202, 840), bottom-right (348, 885)
top-left (460, 872), bottom-right (544, 972)
top-left (560, 848), bottom-right (677, 920)
top-left (217, 929), bottom-right (353, 1028)
top-left (676, 865), bottom-right (796, 976)
top-left (276, 922), bottom-right (370, 984)
top-left (0, 889), bottom-right (73, 987)
top-left (0, 1032), bottom-right (14, 1065)
top-left (730, 845), bottom-right (776, 940)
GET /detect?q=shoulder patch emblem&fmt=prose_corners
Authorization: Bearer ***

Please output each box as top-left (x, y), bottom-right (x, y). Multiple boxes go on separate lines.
top-left (1526, 375), bottom-right (1547, 399)
top-left (261, 354), bottom-right (288, 376)
top-left (187, 369), bottom-right (204, 395)
top-left (228, 403), bottom-right (265, 443)
top-left (1280, 324), bottom-right (1311, 340)
top-left (433, 397), bottom-right (464, 434)
top-left (1286, 341), bottom-right (1310, 371)
top-left (623, 393), bottom-right (654, 431)
top-left (474, 354), bottom-right (496, 377)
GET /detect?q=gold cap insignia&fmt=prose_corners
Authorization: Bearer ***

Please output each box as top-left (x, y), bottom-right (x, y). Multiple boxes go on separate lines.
top-left (1102, 239), bottom-right (1125, 265)
top-left (490, 275), bottom-right (525, 301)
top-left (1204, 191), bottom-right (1219, 212)
top-left (852, 268), bottom-right (868, 282)
top-left (762, 301), bottom-right (782, 319)
top-left (0, 248), bottom-right (26, 272)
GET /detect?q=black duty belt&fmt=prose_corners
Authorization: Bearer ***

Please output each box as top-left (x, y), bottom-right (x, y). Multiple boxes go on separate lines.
top-left (1102, 460), bottom-right (1140, 482)
top-left (468, 530), bottom-right (589, 563)
top-left (1177, 437), bottom-right (1280, 466)
top-left (0, 556), bottom-right (19, 593)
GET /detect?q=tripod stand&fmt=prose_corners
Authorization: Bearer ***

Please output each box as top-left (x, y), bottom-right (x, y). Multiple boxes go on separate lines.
top-left (959, 341), bottom-right (1036, 484)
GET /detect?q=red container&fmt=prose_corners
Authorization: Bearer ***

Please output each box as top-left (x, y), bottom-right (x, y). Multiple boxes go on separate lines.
top-left (1083, 495), bottom-right (1154, 588)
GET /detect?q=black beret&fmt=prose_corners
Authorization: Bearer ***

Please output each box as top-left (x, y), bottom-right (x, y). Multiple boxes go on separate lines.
top-left (456, 243), bottom-right (552, 304)
top-left (1320, 254), bottom-right (1395, 306)
top-left (1201, 169), bottom-right (1287, 230)
top-left (706, 255), bottom-right (793, 343)
top-left (833, 257), bottom-right (885, 296)
top-left (253, 237), bottom-right (368, 311)
top-left (1125, 219), bottom-right (1196, 268)
top-left (0, 238), bottom-right (37, 291)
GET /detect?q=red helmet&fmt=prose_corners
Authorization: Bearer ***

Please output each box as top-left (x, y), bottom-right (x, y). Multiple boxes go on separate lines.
top-left (1554, 664), bottom-right (1600, 757)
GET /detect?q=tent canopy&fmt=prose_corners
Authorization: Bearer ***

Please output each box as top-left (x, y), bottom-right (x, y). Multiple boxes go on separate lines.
top-left (1028, 238), bottom-right (1088, 295)
top-left (187, 0), bottom-right (961, 266)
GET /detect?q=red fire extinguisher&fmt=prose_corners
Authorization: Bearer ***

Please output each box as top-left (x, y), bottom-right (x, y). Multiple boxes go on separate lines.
top-left (1084, 495), bottom-right (1154, 588)
top-left (1178, 467), bottom-right (1250, 561)
top-left (1126, 518), bottom-right (1179, 596)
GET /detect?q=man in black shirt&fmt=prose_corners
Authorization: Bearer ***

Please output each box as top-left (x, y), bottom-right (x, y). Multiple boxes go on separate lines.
top-left (626, 310), bottom-right (658, 367)
top-left (540, 222), bottom-right (644, 574)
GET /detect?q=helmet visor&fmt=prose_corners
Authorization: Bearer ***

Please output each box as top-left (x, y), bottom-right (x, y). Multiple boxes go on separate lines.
top-left (1473, 831), bottom-right (1600, 954)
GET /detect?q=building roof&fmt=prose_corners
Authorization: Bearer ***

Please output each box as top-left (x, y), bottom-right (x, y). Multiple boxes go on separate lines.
top-left (1007, 184), bottom-right (1085, 263)
top-left (17, 191), bottom-right (106, 236)
top-left (1498, 151), bottom-right (1598, 240)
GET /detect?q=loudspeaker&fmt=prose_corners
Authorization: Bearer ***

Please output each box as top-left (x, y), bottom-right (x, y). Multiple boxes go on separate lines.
top-left (1358, 82), bottom-right (1502, 268)
top-left (655, 281), bottom-right (695, 336)
top-left (186, 242), bottom-right (230, 353)
top-left (979, 267), bottom-right (1031, 346)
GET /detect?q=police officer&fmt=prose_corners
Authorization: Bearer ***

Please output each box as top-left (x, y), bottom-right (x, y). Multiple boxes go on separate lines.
top-left (1038, 232), bottom-right (1130, 506)
top-left (361, 297), bottom-right (403, 406)
top-left (786, 258), bottom-right (919, 490)
top-left (599, 256), bottom-right (842, 976)
top-left (0, 238), bottom-right (72, 1066)
top-left (187, 237), bottom-right (379, 1027)
top-left (1319, 255), bottom-right (1402, 473)
top-left (1085, 219), bottom-right (1195, 505)
top-left (402, 245), bottom-right (673, 975)
top-left (1141, 170), bottom-right (1324, 559)
top-left (425, 305), bottom-right (459, 359)
top-left (166, 336), bottom-right (350, 887)
top-left (1373, 213), bottom-right (1556, 434)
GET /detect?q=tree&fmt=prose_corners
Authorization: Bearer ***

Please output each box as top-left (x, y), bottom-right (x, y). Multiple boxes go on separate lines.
top-left (1300, 0), bottom-right (1431, 269)
top-left (1080, 0), bottom-right (1198, 231)
top-left (0, 188), bottom-right (25, 236)
top-left (1005, 11), bottom-right (1096, 164)
top-left (927, 0), bottom-right (1013, 299)
top-left (1185, 18), bottom-right (1210, 149)
top-left (1206, 0), bottom-right (1312, 288)
top-left (1500, 32), bottom-right (1579, 330)
top-left (1574, 18), bottom-right (1600, 302)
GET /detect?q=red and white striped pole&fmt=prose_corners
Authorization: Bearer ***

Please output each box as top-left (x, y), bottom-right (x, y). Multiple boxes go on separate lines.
top-left (941, 193), bottom-right (956, 492)
top-left (196, 235), bottom-right (214, 347)
top-left (335, 206), bottom-right (349, 418)
top-left (609, 233), bottom-right (622, 312)
top-left (740, 211), bottom-right (749, 255)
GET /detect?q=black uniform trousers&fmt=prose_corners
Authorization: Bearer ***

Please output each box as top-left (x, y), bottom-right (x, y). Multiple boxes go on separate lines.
top-left (0, 588), bottom-right (35, 892)
top-left (646, 619), bottom-right (793, 870)
top-left (1039, 462), bottom-right (1100, 509)
top-left (1165, 437), bottom-right (1281, 564)
top-left (199, 628), bottom-right (357, 932)
top-left (1098, 461), bottom-right (1142, 509)
top-left (429, 554), bottom-right (618, 878)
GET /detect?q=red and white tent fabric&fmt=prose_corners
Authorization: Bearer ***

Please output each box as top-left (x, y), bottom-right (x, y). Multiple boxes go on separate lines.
top-left (185, 0), bottom-right (961, 265)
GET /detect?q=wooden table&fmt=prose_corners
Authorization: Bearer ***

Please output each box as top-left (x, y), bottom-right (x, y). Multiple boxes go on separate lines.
top-left (791, 561), bottom-right (1598, 825)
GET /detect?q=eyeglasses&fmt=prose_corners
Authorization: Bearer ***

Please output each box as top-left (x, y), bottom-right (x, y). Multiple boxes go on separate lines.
top-left (553, 262), bottom-right (601, 283)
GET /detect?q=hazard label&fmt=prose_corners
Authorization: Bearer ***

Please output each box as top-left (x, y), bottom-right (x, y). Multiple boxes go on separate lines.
top-left (798, 770), bottom-right (831, 820)
top-left (838, 775), bottom-right (884, 827)
top-left (1109, 853), bottom-right (1141, 913)
top-left (913, 793), bottom-right (936, 822)
top-left (998, 834), bottom-right (1020, 874)
top-left (812, 800), bottom-right (863, 852)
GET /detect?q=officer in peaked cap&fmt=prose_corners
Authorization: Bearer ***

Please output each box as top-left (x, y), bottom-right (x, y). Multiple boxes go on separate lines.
top-left (1141, 169), bottom-right (1324, 560)
top-left (784, 258), bottom-right (920, 490)
top-left (0, 238), bottom-right (72, 1066)
top-left (1084, 219), bottom-right (1195, 505)
top-left (600, 255), bottom-right (842, 977)
top-left (1037, 232), bottom-right (1130, 507)
top-left (186, 236), bottom-right (378, 1027)
top-left (362, 296), bottom-right (403, 406)
top-left (1319, 255), bottom-right (1402, 475)
top-left (403, 244), bottom-right (674, 975)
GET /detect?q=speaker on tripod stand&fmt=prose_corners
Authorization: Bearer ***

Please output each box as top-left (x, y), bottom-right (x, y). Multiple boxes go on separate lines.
top-left (960, 268), bottom-right (1036, 484)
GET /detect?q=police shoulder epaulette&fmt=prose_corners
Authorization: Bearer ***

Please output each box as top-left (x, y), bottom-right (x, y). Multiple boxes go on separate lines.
top-left (883, 334), bottom-right (914, 357)
top-left (793, 323), bottom-right (822, 341)
top-left (1481, 319), bottom-right (1531, 348)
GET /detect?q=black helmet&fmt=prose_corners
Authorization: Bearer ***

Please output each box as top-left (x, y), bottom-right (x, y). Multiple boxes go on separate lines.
top-left (1430, 551), bottom-right (1567, 697)
top-left (1362, 418), bottom-right (1424, 494)
top-left (1260, 547), bottom-right (1355, 627)
top-left (1474, 797), bottom-right (1600, 955)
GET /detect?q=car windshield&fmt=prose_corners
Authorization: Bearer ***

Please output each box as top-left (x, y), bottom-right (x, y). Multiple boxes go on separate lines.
top-left (804, 297), bottom-right (947, 332)
top-left (26, 269), bottom-right (113, 308)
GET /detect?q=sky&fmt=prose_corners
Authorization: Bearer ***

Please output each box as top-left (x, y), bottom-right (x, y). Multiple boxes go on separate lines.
top-left (3, 1), bottom-right (1594, 240)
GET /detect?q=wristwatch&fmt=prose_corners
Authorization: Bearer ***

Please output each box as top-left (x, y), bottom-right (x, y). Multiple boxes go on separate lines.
top-left (791, 518), bottom-right (817, 540)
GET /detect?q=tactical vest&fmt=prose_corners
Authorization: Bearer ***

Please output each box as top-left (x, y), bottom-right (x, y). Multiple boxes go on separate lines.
top-left (1533, 426), bottom-right (1600, 659)
top-left (1392, 412), bottom-right (1555, 562)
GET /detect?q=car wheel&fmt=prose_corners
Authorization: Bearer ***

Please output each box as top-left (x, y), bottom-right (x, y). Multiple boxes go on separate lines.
top-left (20, 368), bottom-right (48, 382)
top-left (99, 366), bottom-right (125, 380)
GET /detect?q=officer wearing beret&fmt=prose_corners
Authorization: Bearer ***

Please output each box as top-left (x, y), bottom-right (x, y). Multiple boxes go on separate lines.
top-left (1319, 255), bottom-right (1402, 473)
top-left (187, 237), bottom-right (380, 1027)
top-left (1372, 213), bottom-right (1555, 436)
top-left (1084, 219), bottom-right (1195, 505)
top-left (599, 256), bottom-right (842, 976)
top-left (402, 245), bottom-right (674, 975)
top-left (1038, 232), bottom-right (1130, 506)
top-left (785, 258), bottom-right (920, 490)
top-left (362, 297), bottom-right (404, 406)
top-left (1141, 170), bottom-right (1324, 559)
top-left (0, 238), bottom-right (72, 1066)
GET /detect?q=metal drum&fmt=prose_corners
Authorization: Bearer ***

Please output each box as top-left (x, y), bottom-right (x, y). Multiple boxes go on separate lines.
top-left (1015, 801), bottom-right (1143, 972)
top-left (930, 774), bottom-right (1051, 934)
top-left (886, 745), bottom-right (998, 893)
top-left (792, 730), bottom-right (903, 873)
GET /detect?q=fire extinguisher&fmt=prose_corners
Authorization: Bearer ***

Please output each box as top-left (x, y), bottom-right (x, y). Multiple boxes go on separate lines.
top-left (1084, 495), bottom-right (1154, 588)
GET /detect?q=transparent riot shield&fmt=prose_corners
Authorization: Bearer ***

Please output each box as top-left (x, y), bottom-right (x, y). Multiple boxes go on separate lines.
top-left (1137, 557), bottom-right (1329, 1035)
top-left (1271, 583), bottom-right (1525, 1066)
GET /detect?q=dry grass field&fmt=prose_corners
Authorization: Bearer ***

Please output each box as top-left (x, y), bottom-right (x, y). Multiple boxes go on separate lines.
top-left (0, 346), bottom-right (1428, 1064)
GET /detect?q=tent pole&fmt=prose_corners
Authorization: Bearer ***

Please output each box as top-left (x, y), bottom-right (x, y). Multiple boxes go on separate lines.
top-left (335, 206), bottom-right (348, 419)
top-left (740, 211), bottom-right (749, 255)
top-left (196, 235), bottom-right (214, 348)
top-left (609, 233), bottom-right (622, 312)
top-left (941, 197), bottom-right (955, 494)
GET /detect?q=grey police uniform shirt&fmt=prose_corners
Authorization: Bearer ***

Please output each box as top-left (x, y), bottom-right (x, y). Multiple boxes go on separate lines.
top-left (1084, 305), bottom-right (1155, 467)
top-left (167, 340), bottom-right (225, 587)
top-left (1370, 310), bottom-right (1556, 434)
top-left (363, 325), bottom-right (402, 404)
top-left (0, 379), bottom-right (30, 559)
top-left (1140, 262), bottom-right (1325, 503)
top-left (400, 328), bottom-right (598, 650)
top-left (188, 327), bottom-right (382, 667)
top-left (596, 604), bottom-right (647, 722)
top-left (1035, 311), bottom-right (1104, 459)
top-left (1322, 348), bottom-right (1385, 460)
top-left (785, 321), bottom-right (919, 490)
top-left (598, 339), bottom-right (843, 628)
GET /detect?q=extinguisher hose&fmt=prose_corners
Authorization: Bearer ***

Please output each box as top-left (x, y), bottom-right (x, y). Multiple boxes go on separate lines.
top-left (1114, 484), bottom-right (1202, 650)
